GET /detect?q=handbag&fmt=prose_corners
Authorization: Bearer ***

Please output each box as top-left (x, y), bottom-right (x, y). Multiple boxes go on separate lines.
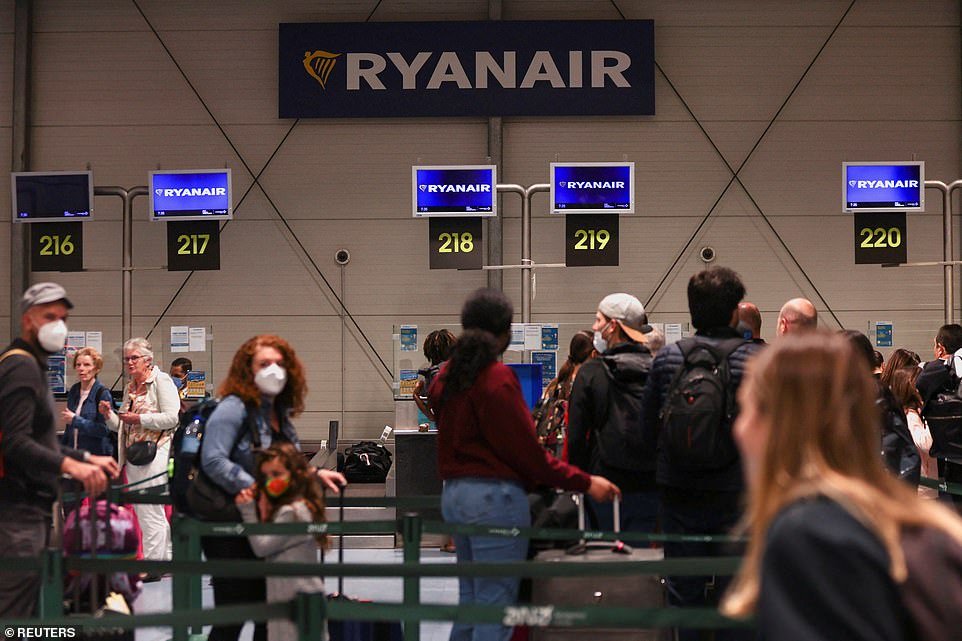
top-left (342, 441), bottom-right (392, 483)
top-left (185, 468), bottom-right (241, 522)
top-left (124, 440), bottom-right (157, 466)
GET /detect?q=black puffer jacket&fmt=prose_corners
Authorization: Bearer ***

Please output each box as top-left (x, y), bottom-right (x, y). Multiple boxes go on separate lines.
top-left (878, 384), bottom-right (921, 486)
top-left (567, 341), bottom-right (655, 492)
top-left (642, 327), bottom-right (764, 493)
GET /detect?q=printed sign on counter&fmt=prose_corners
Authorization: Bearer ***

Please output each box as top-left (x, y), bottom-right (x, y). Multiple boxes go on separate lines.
top-left (531, 351), bottom-right (557, 388)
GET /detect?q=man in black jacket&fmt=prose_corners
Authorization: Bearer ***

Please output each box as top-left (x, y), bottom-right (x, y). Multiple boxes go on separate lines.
top-left (642, 267), bottom-right (762, 641)
top-left (568, 293), bottom-right (656, 534)
top-left (917, 323), bottom-right (962, 511)
top-left (0, 283), bottom-right (119, 618)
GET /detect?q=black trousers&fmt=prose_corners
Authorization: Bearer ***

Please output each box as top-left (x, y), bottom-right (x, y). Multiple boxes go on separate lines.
top-left (200, 534), bottom-right (267, 641)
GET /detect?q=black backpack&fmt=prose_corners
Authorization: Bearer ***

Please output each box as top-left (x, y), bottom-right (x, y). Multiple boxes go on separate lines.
top-left (922, 361), bottom-right (962, 463)
top-left (659, 337), bottom-right (744, 471)
top-left (168, 398), bottom-right (259, 518)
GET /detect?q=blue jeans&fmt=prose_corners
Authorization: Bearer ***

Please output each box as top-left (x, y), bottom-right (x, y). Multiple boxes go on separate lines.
top-left (442, 478), bottom-right (531, 641)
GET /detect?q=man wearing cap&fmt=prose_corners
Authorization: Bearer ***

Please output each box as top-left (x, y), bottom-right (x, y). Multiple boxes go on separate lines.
top-left (0, 282), bottom-right (120, 618)
top-left (642, 266), bottom-right (760, 641)
top-left (567, 293), bottom-right (658, 535)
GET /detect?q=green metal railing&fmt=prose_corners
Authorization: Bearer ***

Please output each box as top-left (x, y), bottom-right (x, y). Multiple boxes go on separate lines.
top-left (9, 474), bottom-right (959, 640)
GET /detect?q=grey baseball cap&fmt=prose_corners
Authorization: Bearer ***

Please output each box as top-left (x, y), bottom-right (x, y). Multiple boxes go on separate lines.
top-left (21, 282), bottom-right (73, 314)
top-left (598, 292), bottom-right (652, 342)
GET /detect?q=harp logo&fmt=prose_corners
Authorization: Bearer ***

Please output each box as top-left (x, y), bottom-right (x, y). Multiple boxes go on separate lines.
top-left (303, 50), bottom-right (341, 89)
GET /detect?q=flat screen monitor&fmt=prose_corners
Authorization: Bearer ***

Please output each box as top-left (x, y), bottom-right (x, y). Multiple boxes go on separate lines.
top-left (506, 363), bottom-right (543, 411)
top-left (150, 169), bottom-right (232, 221)
top-left (551, 162), bottom-right (634, 214)
top-left (12, 171), bottom-right (93, 222)
top-left (842, 162), bottom-right (924, 213)
top-left (412, 165), bottom-right (497, 217)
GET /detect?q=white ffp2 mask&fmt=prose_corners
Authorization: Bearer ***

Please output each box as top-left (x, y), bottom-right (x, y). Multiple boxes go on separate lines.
top-left (38, 319), bottom-right (68, 353)
top-left (254, 363), bottom-right (287, 396)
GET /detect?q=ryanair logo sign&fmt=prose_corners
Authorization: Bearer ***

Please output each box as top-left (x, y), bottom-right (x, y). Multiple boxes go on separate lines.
top-left (279, 20), bottom-right (654, 118)
top-left (303, 50), bottom-right (341, 89)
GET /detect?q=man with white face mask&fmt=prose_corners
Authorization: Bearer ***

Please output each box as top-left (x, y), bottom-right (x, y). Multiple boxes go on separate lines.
top-left (567, 292), bottom-right (658, 537)
top-left (0, 282), bottom-right (120, 618)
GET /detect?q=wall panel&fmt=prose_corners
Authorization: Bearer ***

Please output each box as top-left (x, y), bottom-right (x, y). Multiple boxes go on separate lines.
top-left (6, 0), bottom-right (959, 439)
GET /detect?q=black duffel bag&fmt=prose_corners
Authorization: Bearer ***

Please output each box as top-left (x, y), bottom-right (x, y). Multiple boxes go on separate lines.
top-left (343, 441), bottom-right (393, 483)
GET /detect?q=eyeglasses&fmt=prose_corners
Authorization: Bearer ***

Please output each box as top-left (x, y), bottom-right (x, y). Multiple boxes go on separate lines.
top-left (122, 355), bottom-right (143, 362)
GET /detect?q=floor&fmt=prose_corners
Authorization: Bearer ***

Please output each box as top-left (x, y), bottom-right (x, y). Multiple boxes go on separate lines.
top-left (133, 548), bottom-right (458, 641)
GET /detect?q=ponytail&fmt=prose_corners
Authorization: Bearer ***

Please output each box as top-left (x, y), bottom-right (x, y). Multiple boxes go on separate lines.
top-left (439, 329), bottom-right (501, 407)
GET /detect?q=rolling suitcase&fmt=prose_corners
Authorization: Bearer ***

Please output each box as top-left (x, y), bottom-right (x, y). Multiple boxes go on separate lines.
top-left (530, 496), bottom-right (669, 641)
top-left (62, 481), bottom-right (139, 640)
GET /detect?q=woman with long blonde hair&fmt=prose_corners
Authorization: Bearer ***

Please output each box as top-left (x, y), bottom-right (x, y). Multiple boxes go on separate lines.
top-left (722, 332), bottom-right (962, 640)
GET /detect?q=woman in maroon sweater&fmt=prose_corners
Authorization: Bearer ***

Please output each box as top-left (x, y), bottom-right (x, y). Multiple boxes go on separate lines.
top-left (429, 288), bottom-right (620, 641)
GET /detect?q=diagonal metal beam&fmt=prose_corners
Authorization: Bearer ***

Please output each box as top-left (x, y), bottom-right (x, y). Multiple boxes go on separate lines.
top-left (611, 0), bottom-right (857, 328)
top-left (129, 0), bottom-right (393, 380)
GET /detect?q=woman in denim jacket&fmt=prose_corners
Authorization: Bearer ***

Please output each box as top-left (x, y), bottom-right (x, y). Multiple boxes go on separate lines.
top-left (199, 335), bottom-right (345, 641)
top-left (61, 347), bottom-right (114, 457)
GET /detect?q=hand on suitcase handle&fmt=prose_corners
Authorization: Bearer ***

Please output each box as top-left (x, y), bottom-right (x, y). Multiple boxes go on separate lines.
top-left (586, 475), bottom-right (621, 503)
top-left (88, 454), bottom-right (121, 479)
top-left (61, 457), bottom-right (109, 497)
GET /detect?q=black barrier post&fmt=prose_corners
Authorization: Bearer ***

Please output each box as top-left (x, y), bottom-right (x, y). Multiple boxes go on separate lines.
top-left (402, 513), bottom-right (423, 641)
top-left (295, 591), bottom-right (326, 641)
top-left (38, 547), bottom-right (63, 620)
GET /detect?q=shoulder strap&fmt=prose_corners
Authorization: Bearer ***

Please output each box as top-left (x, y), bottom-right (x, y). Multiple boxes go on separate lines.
top-left (0, 348), bottom-right (35, 365)
top-left (241, 402), bottom-right (262, 450)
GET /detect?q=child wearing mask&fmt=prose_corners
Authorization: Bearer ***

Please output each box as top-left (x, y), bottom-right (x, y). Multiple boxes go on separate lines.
top-left (236, 442), bottom-right (328, 641)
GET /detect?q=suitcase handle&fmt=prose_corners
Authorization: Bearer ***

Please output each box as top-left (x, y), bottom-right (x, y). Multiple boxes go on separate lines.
top-left (567, 493), bottom-right (630, 556)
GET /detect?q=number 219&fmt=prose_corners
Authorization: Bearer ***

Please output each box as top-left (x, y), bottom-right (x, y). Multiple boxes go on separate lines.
top-left (574, 229), bottom-right (610, 250)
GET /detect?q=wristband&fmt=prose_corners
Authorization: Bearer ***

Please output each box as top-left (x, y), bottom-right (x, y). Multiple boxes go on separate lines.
top-left (82, 451), bottom-right (92, 462)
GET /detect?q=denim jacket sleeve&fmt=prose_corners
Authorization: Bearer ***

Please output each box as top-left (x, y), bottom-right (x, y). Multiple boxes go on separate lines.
top-left (201, 395), bottom-right (255, 495)
top-left (70, 382), bottom-right (111, 439)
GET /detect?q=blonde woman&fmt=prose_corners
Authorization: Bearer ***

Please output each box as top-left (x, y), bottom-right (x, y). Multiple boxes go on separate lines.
top-left (722, 332), bottom-right (962, 640)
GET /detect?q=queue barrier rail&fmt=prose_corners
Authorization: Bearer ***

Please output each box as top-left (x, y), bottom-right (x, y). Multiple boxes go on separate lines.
top-left (1, 593), bottom-right (747, 632)
top-left (20, 474), bottom-right (961, 639)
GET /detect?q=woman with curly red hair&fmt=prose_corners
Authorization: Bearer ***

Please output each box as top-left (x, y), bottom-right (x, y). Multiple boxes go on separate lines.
top-left (199, 335), bottom-right (344, 641)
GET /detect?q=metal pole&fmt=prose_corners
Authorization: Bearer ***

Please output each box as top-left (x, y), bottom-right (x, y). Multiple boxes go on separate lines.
top-left (497, 184), bottom-right (524, 315)
top-left (96, 186), bottom-right (148, 348)
top-left (522, 185), bottom-right (550, 324)
top-left (486, 1), bottom-right (503, 292)
top-left (10, 0), bottom-right (32, 340)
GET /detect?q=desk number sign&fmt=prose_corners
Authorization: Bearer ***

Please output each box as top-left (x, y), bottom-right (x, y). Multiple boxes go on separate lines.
top-left (854, 212), bottom-right (906, 265)
top-left (429, 217), bottom-right (483, 269)
top-left (565, 214), bottom-right (619, 267)
top-left (167, 220), bottom-right (221, 271)
top-left (31, 222), bottom-right (83, 272)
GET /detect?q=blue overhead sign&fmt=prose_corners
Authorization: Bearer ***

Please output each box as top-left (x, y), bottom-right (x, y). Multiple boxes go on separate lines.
top-left (150, 170), bottom-right (232, 222)
top-left (413, 166), bottom-right (496, 217)
top-left (843, 162), bottom-right (924, 213)
top-left (552, 163), bottom-right (634, 214)
top-left (279, 20), bottom-right (655, 118)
